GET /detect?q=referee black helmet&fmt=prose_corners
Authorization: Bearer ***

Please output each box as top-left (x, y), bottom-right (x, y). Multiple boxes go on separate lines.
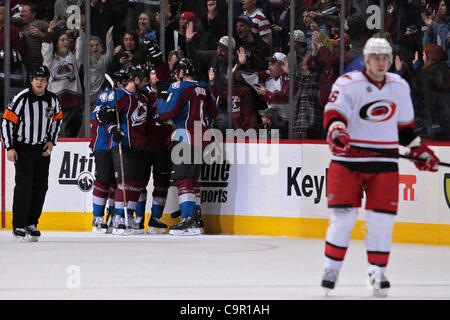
top-left (30, 64), bottom-right (50, 81)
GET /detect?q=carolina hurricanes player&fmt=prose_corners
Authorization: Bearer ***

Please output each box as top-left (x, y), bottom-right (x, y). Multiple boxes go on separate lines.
top-left (321, 37), bottom-right (440, 297)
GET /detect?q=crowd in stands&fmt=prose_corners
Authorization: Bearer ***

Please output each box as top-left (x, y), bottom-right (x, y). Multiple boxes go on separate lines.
top-left (0, 0), bottom-right (449, 140)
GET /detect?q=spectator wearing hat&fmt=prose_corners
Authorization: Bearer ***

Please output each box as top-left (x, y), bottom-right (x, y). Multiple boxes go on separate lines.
top-left (239, 51), bottom-right (290, 123)
top-left (186, 33), bottom-right (236, 91)
top-left (235, 14), bottom-right (272, 72)
top-left (288, 30), bottom-right (308, 80)
top-left (258, 107), bottom-right (288, 139)
top-left (165, 11), bottom-right (201, 58)
top-left (397, 24), bottom-right (423, 62)
top-left (242, 0), bottom-right (273, 46)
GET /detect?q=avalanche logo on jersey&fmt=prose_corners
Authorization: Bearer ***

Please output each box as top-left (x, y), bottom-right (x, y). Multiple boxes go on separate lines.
top-left (52, 63), bottom-right (75, 82)
top-left (131, 100), bottom-right (147, 127)
top-left (359, 100), bottom-right (397, 123)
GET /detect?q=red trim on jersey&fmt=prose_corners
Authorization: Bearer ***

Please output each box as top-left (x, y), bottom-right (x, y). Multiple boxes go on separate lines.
top-left (362, 69), bottom-right (386, 90)
top-left (367, 251), bottom-right (390, 267)
top-left (349, 139), bottom-right (398, 145)
top-left (398, 121), bottom-right (415, 131)
top-left (325, 242), bottom-right (348, 261)
top-left (323, 110), bottom-right (348, 129)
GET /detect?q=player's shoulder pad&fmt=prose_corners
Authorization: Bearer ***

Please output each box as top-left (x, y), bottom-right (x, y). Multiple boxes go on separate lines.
top-left (335, 71), bottom-right (363, 84)
top-left (386, 72), bottom-right (410, 88)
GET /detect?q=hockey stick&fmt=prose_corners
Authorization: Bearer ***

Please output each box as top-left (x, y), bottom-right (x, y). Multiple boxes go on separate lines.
top-left (350, 145), bottom-right (450, 167)
top-left (105, 74), bottom-right (129, 229)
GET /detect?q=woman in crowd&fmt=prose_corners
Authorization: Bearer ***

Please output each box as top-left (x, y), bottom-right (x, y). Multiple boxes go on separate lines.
top-left (42, 16), bottom-right (85, 137)
top-left (418, 43), bottom-right (450, 140)
top-left (108, 30), bottom-right (145, 74)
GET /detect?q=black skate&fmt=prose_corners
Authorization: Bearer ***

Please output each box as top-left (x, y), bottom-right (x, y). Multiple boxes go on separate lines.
top-left (24, 225), bottom-right (41, 242)
top-left (169, 215), bottom-right (202, 236)
top-left (13, 228), bottom-right (27, 241)
top-left (321, 268), bottom-right (339, 295)
top-left (147, 216), bottom-right (167, 234)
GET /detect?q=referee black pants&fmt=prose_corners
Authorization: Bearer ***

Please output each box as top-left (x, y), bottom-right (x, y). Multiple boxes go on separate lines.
top-left (12, 142), bottom-right (50, 229)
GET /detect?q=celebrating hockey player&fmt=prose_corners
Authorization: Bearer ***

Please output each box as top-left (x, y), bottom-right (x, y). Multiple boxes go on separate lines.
top-left (156, 58), bottom-right (218, 235)
top-left (140, 66), bottom-right (173, 234)
top-left (89, 69), bottom-right (128, 233)
top-left (98, 65), bottom-right (152, 235)
top-left (321, 37), bottom-right (440, 297)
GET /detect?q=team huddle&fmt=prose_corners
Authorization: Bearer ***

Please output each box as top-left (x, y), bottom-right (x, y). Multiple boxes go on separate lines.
top-left (89, 58), bottom-right (217, 236)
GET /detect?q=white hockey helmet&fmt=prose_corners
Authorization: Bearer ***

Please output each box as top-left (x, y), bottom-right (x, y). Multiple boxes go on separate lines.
top-left (363, 37), bottom-right (393, 63)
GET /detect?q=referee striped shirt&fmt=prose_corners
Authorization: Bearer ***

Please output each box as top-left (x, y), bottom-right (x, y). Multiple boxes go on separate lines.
top-left (1, 87), bottom-right (62, 150)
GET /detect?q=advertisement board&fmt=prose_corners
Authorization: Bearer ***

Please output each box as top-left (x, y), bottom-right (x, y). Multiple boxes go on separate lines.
top-left (1, 140), bottom-right (450, 244)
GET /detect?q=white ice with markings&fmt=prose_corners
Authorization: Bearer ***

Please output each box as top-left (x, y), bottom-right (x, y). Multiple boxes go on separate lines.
top-left (0, 231), bottom-right (449, 300)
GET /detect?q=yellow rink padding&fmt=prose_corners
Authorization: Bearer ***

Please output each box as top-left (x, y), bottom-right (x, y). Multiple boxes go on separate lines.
top-left (2, 211), bottom-right (450, 246)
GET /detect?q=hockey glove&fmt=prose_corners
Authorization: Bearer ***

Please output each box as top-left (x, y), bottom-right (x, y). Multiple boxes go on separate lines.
top-left (96, 107), bottom-right (116, 125)
top-left (407, 143), bottom-right (439, 172)
top-left (327, 125), bottom-right (350, 156)
top-left (156, 81), bottom-right (170, 99)
top-left (108, 125), bottom-right (125, 143)
top-left (143, 39), bottom-right (162, 62)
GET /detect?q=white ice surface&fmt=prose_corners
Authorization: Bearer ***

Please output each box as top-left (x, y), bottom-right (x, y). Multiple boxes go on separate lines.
top-left (0, 231), bottom-right (449, 300)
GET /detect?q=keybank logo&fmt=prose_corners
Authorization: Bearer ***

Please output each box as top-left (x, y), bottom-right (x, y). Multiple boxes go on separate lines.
top-left (58, 151), bottom-right (95, 192)
top-left (199, 162), bottom-right (230, 204)
top-left (287, 169), bottom-right (417, 204)
top-left (287, 167), bottom-right (326, 204)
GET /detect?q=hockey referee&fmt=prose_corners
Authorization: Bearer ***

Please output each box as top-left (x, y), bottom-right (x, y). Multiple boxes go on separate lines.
top-left (1, 64), bottom-right (62, 241)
